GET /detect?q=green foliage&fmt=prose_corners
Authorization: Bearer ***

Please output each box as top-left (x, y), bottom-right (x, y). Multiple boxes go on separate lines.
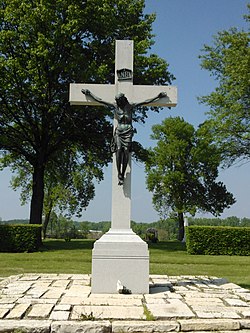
top-left (199, 7), bottom-right (250, 165)
top-left (0, 219), bottom-right (29, 225)
top-left (0, 224), bottom-right (42, 252)
top-left (79, 311), bottom-right (95, 321)
top-left (0, 0), bottom-right (174, 226)
top-left (2, 217), bottom-right (250, 243)
top-left (88, 221), bottom-right (111, 233)
top-left (145, 117), bottom-right (235, 240)
top-left (47, 214), bottom-right (77, 239)
top-left (188, 216), bottom-right (250, 227)
top-left (186, 226), bottom-right (250, 256)
top-left (7, 151), bottom-right (103, 223)
top-left (143, 304), bottom-right (155, 321)
top-left (146, 232), bottom-right (158, 243)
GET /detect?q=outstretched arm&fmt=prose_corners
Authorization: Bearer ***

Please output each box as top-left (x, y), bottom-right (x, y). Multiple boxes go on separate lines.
top-left (134, 92), bottom-right (167, 107)
top-left (81, 89), bottom-right (115, 108)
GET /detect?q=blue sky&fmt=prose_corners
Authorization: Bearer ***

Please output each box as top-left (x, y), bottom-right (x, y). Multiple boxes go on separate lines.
top-left (0, 0), bottom-right (249, 222)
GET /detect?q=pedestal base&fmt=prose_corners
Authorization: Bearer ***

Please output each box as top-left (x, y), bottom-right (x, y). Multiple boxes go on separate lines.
top-left (91, 229), bottom-right (149, 294)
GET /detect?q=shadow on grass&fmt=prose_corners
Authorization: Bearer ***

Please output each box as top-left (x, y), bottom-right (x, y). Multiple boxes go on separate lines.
top-left (148, 241), bottom-right (187, 252)
top-left (40, 240), bottom-right (186, 253)
top-left (39, 239), bottom-right (95, 252)
top-left (239, 283), bottom-right (250, 290)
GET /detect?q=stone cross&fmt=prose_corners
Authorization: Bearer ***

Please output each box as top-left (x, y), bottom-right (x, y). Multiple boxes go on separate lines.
top-left (69, 40), bottom-right (177, 294)
top-left (70, 40), bottom-right (177, 231)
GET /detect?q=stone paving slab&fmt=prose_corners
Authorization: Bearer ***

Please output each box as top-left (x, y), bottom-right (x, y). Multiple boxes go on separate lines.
top-left (71, 304), bottom-right (145, 320)
top-left (147, 299), bottom-right (196, 319)
top-left (0, 274), bottom-right (249, 332)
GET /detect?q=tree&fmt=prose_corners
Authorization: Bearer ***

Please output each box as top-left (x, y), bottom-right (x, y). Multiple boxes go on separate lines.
top-left (199, 6), bottom-right (250, 166)
top-left (0, 0), bottom-right (174, 225)
top-left (145, 117), bottom-right (235, 241)
top-left (2, 146), bottom-right (105, 237)
top-left (41, 150), bottom-right (102, 238)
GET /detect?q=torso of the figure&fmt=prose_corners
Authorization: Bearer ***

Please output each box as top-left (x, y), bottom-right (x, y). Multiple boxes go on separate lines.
top-left (115, 104), bottom-right (133, 131)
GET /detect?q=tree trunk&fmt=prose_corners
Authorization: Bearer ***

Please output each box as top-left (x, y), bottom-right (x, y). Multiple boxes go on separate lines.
top-left (43, 204), bottom-right (53, 239)
top-left (178, 212), bottom-right (185, 241)
top-left (30, 164), bottom-right (45, 228)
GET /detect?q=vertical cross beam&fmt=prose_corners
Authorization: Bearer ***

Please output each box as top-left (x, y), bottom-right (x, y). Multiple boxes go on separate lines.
top-left (111, 40), bottom-right (134, 231)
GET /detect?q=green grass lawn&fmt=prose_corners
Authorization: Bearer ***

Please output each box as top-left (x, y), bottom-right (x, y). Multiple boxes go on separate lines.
top-left (0, 239), bottom-right (249, 289)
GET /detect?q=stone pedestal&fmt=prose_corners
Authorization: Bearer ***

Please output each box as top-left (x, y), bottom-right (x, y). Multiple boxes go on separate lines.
top-left (91, 229), bottom-right (149, 294)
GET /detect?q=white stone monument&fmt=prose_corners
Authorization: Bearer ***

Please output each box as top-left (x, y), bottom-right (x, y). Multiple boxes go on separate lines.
top-left (69, 40), bottom-right (177, 294)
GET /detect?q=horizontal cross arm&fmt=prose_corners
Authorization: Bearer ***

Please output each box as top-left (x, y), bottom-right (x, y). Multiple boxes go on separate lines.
top-left (69, 84), bottom-right (116, 106)
top-left (69, 83), bottom-right (177, 108)
top-left (131, 85), bottom-right (177, 107)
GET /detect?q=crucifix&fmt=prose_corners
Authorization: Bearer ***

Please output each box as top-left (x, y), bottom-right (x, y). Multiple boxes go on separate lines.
top-left (69, 40), bottom-right (177, 294)
top-left (81, 89), bottom-right (167, 186)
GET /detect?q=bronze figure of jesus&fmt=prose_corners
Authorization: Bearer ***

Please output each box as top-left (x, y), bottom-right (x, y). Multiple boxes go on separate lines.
top-left (82, 89), bottom-right (167, 185)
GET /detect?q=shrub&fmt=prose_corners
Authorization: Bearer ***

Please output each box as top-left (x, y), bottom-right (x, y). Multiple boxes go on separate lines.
top-left (0, 224), bottom-right (42, 252)
top-left (145, 228), bottom-right (159, 243)
top-left (186, 226), bottom-right (250, 256)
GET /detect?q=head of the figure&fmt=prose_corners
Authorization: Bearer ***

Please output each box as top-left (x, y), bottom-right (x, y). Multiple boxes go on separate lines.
top-left (115, 93), bottom-right (128, 108)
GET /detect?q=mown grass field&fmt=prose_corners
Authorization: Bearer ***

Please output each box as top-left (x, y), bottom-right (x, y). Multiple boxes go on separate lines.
top-left (0, 239), bottom-right (249, 289)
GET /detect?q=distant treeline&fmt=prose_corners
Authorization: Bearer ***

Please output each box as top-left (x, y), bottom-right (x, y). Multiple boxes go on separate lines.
top-left (132, 217), bottom-right (250, 240)
top-left (1, 216), bottom-right (249, 241)
top-left (0, 219), bottom-right (30, 225)
top-left (188, 216), bottom-right (250, 227)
